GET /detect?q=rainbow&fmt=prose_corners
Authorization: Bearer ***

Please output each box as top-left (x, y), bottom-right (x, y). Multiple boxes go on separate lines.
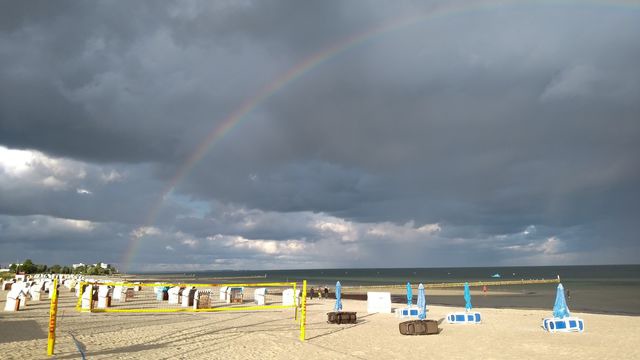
top-left (121, 0), bottom-right (639, 272)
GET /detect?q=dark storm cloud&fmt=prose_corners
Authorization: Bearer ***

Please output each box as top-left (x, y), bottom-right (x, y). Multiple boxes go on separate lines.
top-left (0, 150), bottom-right (186, 225)
top-left (0, 1), bottom-right (638, 269)
top-left (0, 214), bottom-right (132, 266)
top-left (198, 4), bottom-right (640, 228)
top-left (0, 0), bottom-right (369, 163)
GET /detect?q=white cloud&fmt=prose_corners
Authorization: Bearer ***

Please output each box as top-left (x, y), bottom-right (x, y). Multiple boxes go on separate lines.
top-left (0, 146), bottom-right (36, 175)
top-left (541, 236), bottom-right (562, 255)
top-left (210, 235), bottom-right (306, 256)
top-left (498, 234), bottom-right (564, 257)
top-left (100, 169), bottom-right (123, 183)
top-left (0, 215), bottom-right (97, 239)
top-left (417, 223), bottom-right (441, 234)
top-left (42, 176), bottom-right (66, 189)
top-left (130, 226), bottom-right (161, 239)
top-left (181, 238), bottom-right (198, 248)
top-left (365, 221), bottom-right (440, 242)
top-left (62, 219), bottom-right (95, 231)
top-left (76, 188), bottom-right (92, 195)
top-left (314, 219), bottom-right (357, 242)
top-left (523, 225), bottom-right (536, 236)
top-left (0, 145), bottom-right (87, 191)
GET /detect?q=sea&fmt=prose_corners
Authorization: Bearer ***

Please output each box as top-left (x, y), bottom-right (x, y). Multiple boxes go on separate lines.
top-left (134, 265), bottom-right (640, 315)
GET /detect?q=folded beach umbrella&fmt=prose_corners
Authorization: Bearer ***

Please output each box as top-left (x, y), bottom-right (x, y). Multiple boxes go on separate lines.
top-left (553, 283), bottom-right (571, 319)
top-left (417, 283), bottom-right (426, 320)
top-left (334, 281), bottom-right (342, 312)
top-left (406, 282), bottom-right (412, 306)
top-left (464, 282), bottom-right (472, 311)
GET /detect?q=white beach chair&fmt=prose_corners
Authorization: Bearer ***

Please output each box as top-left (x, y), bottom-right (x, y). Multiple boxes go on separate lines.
top-left (168, 286), bottom-right (182, 304)
top-left (113, 285), bottom-right (125, 301)
top-left (29, 283), bottom-right (43, 301)
top-left (254, 288), bottom-right (267, 305)
top-left (16, 283), bottom-right (30, 307)
top-left (446, 312), bottom-right (482, 324)
top-left (182, 288), bottom-right (196, 307)
top-left (81, 285), bottom-right (94, 310)
top-left (282, 288), bottom-right (300, 306)
top-left (97, 285), bottom-right (112, 308)
top-left (4, 286), bottom-right (28, 311)
top-left (542, 317), bottom-right (584, 333)
top-left (219, 286), bottom-right (229, 301)
top-left (396, 306), bottom-right (422, 319)
top-left (226, 287), bottom-right (244, 304)
top-left (154, 285), bottom-right (168, 301)
top-left (44, 281), bottom-right (54, 299)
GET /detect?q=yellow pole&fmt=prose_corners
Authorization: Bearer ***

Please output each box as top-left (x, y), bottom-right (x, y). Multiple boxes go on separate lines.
top-left (299, 280), bottom-right (307, 341)
top-left (90, 284), bottom-right (94, 312)
top-left (293, 282), bottom-right (298, 321)
top-left (75, 281), bottom-right (84, 311)
top-left (47, 278), bottom-right (59, 356)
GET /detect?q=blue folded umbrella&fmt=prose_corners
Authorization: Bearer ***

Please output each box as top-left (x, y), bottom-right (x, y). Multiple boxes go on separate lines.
top-left (417, 283), bottom-right (426, 320)
top-left (406, 282), bottom-right (412, 307)
top-left (334, 281), bottom-right (342, 312)
top-left (464, 282), bottom-right (472, 311)
top-left (553, 283), bottom-right (570, 319)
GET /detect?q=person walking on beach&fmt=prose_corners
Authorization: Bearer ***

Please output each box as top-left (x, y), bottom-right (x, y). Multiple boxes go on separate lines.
top-left (309, 288), bottom-right (315, 299)
top-left (324, 287), bottom-right (329, 299)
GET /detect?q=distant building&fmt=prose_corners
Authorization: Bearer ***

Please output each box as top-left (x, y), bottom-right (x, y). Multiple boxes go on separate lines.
top-left (0, 268), bottom-right (10, 273)
top-left (72, 263), bottom-right (86, 269)
top-left (92, 262), bottom-right (109, 269)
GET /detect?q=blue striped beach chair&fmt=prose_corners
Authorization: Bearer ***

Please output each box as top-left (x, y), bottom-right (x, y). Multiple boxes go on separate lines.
top-left (542, 317), bottom-right (584, 333)
top-left (446, 312), bottom-right (482, 324)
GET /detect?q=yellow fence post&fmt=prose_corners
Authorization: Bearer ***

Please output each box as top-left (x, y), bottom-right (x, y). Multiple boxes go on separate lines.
top-left (89, 284), bottom-right (94, 312)
top-left (75, 281), bottom-right (84, 311)
top-left (293, 282), bottom-right (298, 321)
top-left (299, 280), bottom-right (307, 341)
top-left (47, 278), bottom-right (59, 356)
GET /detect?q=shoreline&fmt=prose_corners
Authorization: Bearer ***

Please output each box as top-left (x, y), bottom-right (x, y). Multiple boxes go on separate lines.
top-left (337, 294), bottom-right (640, 317)
top-left (109, 274), bottom-right (640, 316)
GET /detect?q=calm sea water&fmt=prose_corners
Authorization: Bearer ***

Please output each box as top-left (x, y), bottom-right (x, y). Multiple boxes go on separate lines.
top-left (136, 265), bottom-right (640, 315)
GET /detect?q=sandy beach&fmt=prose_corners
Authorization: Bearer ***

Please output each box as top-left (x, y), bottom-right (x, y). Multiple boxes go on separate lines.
top-left (1, 287), bottom-right (639, 360)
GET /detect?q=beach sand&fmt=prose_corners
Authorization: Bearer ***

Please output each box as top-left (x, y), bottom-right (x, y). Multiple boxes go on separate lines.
top-left (1, 289), bottom-right (639, 359)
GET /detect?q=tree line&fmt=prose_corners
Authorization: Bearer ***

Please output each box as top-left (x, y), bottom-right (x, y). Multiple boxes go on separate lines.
top-left (9, 259), bottom-right (118, 275)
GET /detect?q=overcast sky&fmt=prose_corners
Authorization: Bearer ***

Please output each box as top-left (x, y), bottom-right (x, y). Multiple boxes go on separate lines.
top-left (1, 0), bottom-right (638, 271)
